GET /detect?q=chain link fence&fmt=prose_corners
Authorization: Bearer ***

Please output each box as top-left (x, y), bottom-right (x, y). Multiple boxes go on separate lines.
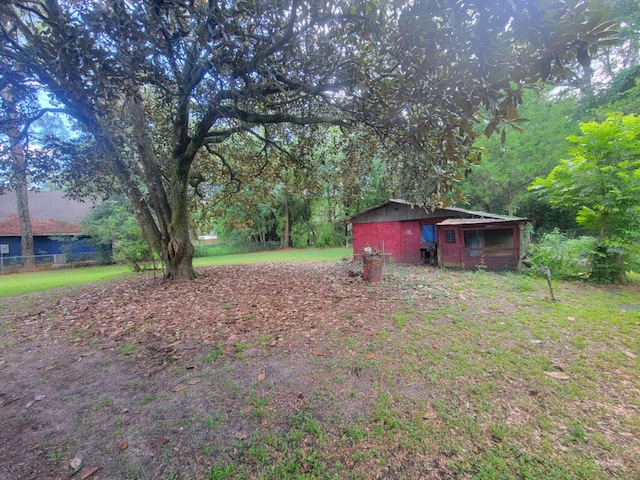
top-left (0, 251), bottom-right (103, 274)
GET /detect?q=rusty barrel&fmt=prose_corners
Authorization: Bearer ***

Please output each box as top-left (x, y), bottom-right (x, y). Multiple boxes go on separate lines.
top-left (363, 255), bottom-right (383, 282)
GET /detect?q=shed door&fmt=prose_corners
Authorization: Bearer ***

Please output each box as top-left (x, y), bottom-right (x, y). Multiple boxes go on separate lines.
top-left (439, 227), bottom-right (461, 266)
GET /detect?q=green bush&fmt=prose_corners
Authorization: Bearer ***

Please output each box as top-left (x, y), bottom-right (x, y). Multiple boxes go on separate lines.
top-left (589, 241), bottom-right (629, 284)
top-left (291, 222), bottom-right (312, 248)
top-left (315, 222), bottom-right (345, 248)
top-left (528, 229), bottom-right (596, 280)
top-left (194, 243), bottom-right (237, 257)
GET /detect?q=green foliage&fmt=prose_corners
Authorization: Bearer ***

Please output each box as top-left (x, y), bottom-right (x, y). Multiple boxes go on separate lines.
top-left (589, 242), bottom-right (632, 284)
top-left (211, 191), bottom-right (313, 249)
top-left (530, 113), bottom-right (640, 283)
top-left (528, 230), bottom-right (596, 280)
top-left (461, 90), bottom-right (579, 218)
top-left (82, 197), bottom-right (152, 271)
top-left (580, 66), bottom-right (640, 118)
top-left (304, 128), bottom-right (393, 221)
top-left (314, 222), bottom-right (345, 248)
top-left (290, 222), bottom-right (312, 249)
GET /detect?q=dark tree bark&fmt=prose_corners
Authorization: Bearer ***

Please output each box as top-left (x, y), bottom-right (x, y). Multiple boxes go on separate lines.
top-left (3, 87), bottom-right (35, 267)
top-left (283, 190), bottom-right (290, 248)
top-left (13, 159), bottom-right (34, 268)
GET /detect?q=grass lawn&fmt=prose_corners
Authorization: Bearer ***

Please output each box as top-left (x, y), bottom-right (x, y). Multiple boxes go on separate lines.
top-left (193, 246), bottom-right (351, 267)
top-left (0, 247), bottom-right (352, 298)
top-left (0, 264), bottom-right (134, 298)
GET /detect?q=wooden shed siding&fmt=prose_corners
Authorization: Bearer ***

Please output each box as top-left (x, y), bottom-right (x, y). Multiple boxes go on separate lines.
top-left (351, 200), bottom-right (530, 270)
top-left (438, 224), bottom-right (524, 271)
top-left (400, 221), bottom-right (422, 263)
top-left (353, 221), bottom-right (404, 261)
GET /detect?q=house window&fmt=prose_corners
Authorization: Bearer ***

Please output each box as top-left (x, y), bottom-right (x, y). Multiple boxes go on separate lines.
top-left (444, 230), bottom-right (456, 243)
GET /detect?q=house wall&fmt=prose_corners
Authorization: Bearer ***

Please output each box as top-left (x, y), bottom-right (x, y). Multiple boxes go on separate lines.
top-left (0, 236), bottom-right (21, 258)
top-left (34, 236), bottom-right (96, 256)
top-left (0, 235), bottom-right (96, 258)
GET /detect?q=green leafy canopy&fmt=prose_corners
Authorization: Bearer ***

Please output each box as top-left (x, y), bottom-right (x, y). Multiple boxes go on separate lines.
top-left (530, 112), bottom-right (640, 252)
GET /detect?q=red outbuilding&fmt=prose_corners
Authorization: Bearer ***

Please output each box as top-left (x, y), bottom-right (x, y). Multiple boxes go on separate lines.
top-left (350, 199), bottom-right (531, 271)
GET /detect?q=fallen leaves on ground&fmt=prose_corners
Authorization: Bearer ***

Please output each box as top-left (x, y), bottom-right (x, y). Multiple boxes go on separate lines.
top-left (153, 436), bottom-right (169, 455)
top-left (80, 466), bottom-right (100, 479)
top-left (11, 262), bottom-right (409, 365)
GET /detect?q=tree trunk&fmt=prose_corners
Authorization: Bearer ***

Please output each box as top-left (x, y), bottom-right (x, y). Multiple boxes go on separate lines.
top-left (506, 181), bottom-right (515, 216)
top-left (14, 170), bottom-right (35, 268)
top-left (283, 190), bottom-right (290, 248)
top-left (163, 235), bottom-right (196, 280)
top-left (327, 184), bottom-right (335, 223)
top-left (162, 181), bottom-right (197, 281)
top-left (123, 89), bottom-right (197, 281)
top-left (590, 244), bottom-right (628, 285)
top-left (5, 89), bottom-right (35, 268)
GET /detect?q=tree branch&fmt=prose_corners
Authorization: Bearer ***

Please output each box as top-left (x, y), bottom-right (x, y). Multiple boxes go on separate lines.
top-left (220, 105), bottom-right (350, 127)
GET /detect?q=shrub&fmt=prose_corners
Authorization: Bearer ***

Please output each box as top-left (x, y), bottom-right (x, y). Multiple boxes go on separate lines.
top-left (528, 229), bottom-right (596, 280)
top-left (315, 222), bottom-right (345, 248)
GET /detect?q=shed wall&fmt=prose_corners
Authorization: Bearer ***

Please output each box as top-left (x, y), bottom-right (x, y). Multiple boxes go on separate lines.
top-left (353, 221), bottom-right (404, 261)
top-left (353, 220), bottom-right (428, 263)
top-left (438, 224), bottom-right (525, 271)
top-left (351, 201), bottom-right (530, 270)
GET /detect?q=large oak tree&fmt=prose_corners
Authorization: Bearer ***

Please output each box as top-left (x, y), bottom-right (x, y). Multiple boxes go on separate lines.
top-left (0, 0), bottom-right (616, 279)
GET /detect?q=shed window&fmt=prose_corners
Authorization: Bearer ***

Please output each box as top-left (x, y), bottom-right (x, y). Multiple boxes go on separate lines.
top-left (444, 230), bottom-right (456, 243)
top-left (484, 228), bottom-right (514, 248)
top-left (464, 230), bottom-right (481, 256)
top-left (463, 228), bottom-right (514, 249)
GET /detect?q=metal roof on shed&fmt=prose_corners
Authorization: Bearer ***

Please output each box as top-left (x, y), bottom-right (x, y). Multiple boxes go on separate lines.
top-left (349, 199), bottom-right (527, 223)
top-left (437, 217), bottom-right (528, 226)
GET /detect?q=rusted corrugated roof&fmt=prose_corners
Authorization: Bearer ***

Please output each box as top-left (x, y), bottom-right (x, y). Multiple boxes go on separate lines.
top-left (349, 199), bottom-right (527, 223)
top-left (437, 217), bottom-right (527, 226)
top-left (0, 190), bottom-right (95, 236)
